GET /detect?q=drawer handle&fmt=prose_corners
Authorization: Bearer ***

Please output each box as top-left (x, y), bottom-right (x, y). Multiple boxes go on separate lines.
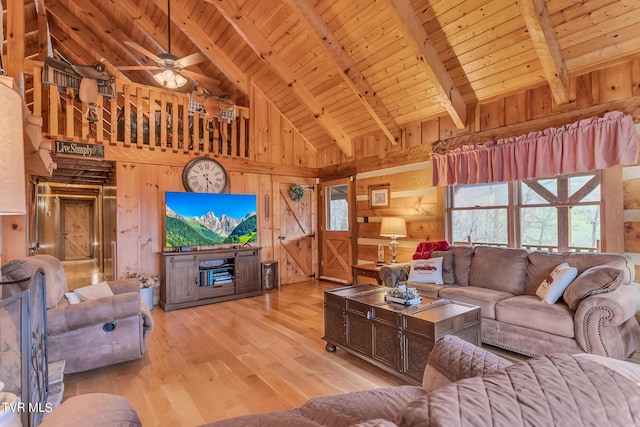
top-left (366, 311), bottom-right (372, 320)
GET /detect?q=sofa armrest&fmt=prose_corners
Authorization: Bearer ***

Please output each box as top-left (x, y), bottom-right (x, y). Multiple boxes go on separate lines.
top-left (574, 283), bottom-right (640, 358)
top-left (108, 278), bottom-right (140, 294)
top-left (47, 293), bottom-right (141, 334)
top-left (422, 335), bottom-right (513, 392)
top-left (379, 263), bottom-right (411, 287)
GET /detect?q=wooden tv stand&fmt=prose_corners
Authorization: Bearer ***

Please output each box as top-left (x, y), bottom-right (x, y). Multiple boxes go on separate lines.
top-left (160, 247), bottom-right (262, 311)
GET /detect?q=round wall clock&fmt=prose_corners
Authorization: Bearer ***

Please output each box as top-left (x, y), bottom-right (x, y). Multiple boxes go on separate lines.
top-left (182, 157), bottom-right (228, 193)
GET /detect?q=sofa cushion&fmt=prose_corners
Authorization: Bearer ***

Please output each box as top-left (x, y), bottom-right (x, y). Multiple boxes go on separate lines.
top-left (566, 252), bottom-right (632, 284)
top-left (562, 265), bottom-right (625, 310)
top-left (438, 287), bottom-right (513, 320)
top-left (495, 295), bottom-right (574, 338)
top-left (448, 246), bottom-right (474, 286)
top-left (408, 257), bottom-right (443, 284)
top-left (535, 262), bottom-right (578, 304)
top-left (298, 386), bottom-right (426, 427)
top-left (468, 246), bottom-right (528, 295)
top-left (524, 251), bottom-right (569, 295)
top-left (407, 282), bottom-right (452, 298)
top-left (431, 250), bottom-right (454, 284)
top-left (394, 354), bottom-right (640, 427)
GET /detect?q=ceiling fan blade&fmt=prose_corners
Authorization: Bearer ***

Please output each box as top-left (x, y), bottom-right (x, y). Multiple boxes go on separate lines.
top-left (179, 70), bottom-right (221, 86)
top-left (118, 65), bottom-right (162, 71)
top-left (124, 41), bottom-right (161, 63)
top-left (175, 52), bottom-right (206, 68)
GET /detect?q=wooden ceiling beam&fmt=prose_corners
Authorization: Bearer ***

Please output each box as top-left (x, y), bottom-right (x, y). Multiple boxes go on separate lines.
top-left (34, 0), bottom-right (51, 60)
top-left (285, 0), bottom-right (401, 145)
top-left (109, 0), bottom-right (221, 94)
top-left (45, 0), bottom-right (152, 86)
top-left (205, 0), bottom-right (353, 156)
top-left (384, 0), bottom-right (467, 130)
top-left (519, 0), bottom-right (571, 105)
top-left (149, 0), bottom-right (249, 95)
top-left (46, 0), bottom-right (155, 85)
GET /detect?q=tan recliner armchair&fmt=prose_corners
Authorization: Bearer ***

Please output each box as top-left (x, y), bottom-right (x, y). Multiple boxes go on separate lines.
top-left (2, 255), bottom-right (154, 373)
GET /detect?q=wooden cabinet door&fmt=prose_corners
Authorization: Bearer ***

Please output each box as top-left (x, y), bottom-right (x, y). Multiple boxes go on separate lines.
top-left (235, 250), bottom-right (260, 294)
top-left (164, 255), bottom-right (198, 304)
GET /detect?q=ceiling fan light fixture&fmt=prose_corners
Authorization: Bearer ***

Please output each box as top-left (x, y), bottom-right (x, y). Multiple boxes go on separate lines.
top-left (153, 68), bottom-right (186, 89)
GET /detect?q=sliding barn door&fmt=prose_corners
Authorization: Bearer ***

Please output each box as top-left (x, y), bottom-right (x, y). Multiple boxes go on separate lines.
top-left (274, 180), bottom-right (317, 285)
top-left (62, 201), bottom-right (93, 260)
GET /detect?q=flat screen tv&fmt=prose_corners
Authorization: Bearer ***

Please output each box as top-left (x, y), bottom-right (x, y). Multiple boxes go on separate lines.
top-left (165, 192), bottom-right (257, 248)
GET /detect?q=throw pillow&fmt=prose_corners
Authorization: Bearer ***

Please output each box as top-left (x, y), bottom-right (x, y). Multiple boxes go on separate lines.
top-left (408, 257), bottom-right (444, 284)
top-left (73, 281), bottom-right (114, 301)
top-left (562, 266), bottom-right (625, 310)
top-left (431, 250), bottom-right (455, 284)
top-left (535, 263), bottom-right (578, 304)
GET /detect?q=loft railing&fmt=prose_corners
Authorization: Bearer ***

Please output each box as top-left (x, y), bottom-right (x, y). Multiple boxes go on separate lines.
top-left (23, 60), bottom-right (251, 159)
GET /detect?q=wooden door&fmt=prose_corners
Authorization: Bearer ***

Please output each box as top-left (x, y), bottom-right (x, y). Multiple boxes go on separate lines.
top-left (274, 180), bottom-right (317, 285)
top-left (62, 201), bottom-right (93, 260)
top-left (320, 178), bottom-right (354, 283)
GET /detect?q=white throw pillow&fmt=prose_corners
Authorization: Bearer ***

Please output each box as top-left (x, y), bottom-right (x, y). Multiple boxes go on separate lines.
top-left (73, 281), bottom-right (114, 301)
top-left (536, 263), bottom-right (578, 304)
top-left (408, 257), bottom-right (444, 285)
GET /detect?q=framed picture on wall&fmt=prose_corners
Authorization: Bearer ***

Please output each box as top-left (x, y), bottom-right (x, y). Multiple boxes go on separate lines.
top-left (369, 184), bottom-right (390, 208)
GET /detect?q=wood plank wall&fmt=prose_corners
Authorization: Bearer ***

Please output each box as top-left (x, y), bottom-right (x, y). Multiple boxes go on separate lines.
top-left (318, 56), bottom-right (640, 268)
top-left (624, 126), bottom-right (640, 280)
top-left (114, 162), bottom-right (277, 281)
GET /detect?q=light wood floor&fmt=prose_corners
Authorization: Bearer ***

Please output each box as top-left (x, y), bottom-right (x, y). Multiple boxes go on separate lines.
top-left (59, 262), bottom-right (640, 427)
top-left (62, 280), bottom-right (407, 427)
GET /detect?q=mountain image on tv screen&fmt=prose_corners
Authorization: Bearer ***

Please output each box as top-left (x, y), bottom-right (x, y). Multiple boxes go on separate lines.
top-left (165, 192), bottom-right (257, 247)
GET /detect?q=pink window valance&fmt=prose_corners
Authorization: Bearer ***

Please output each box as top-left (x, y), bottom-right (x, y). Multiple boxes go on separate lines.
top-left (432, 111), bottom-right (639, 186)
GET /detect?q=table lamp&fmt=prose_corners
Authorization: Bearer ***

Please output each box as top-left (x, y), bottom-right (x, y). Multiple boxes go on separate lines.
top-left (0, 80), bottom-right (27, 277)
top-left (380, 217), bottom-right (406, 264)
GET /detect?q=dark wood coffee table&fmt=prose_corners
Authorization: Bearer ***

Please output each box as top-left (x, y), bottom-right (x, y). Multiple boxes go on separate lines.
top-left (323, 285), bottom-right (481, 384)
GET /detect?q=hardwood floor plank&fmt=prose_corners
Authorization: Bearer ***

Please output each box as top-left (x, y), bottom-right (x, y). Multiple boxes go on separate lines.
top-left (62, 280), bottom-right (405, 426)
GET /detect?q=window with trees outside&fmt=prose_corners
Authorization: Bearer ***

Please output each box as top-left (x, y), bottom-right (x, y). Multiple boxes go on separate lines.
top-left (326, 184), bottom-right (349, 231)
top-left (447, 171), bottom-right (602, 252)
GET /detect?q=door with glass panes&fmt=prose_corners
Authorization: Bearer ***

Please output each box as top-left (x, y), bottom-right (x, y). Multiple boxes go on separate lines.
top-left (321, 178), bottom-right (354, 283)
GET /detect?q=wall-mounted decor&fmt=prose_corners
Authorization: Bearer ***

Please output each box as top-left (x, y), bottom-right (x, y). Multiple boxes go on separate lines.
top-left (369, 184), bottom-right (390, 208)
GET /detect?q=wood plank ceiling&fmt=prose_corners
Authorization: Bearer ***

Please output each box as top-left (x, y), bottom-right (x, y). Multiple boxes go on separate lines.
top-left (12, 0), bottom-right (640, 157)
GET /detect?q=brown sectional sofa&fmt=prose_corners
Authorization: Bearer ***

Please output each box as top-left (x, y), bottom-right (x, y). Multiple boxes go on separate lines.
top-left (380, 245), bottom-right (640, 359)
top-left (203, 335), bottom-right (640, 427)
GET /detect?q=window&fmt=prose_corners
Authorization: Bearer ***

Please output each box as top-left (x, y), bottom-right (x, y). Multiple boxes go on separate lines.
top-left (447, 172), bottom-right (602, 252)
top-left (326, 184), bottom-right (349, 231)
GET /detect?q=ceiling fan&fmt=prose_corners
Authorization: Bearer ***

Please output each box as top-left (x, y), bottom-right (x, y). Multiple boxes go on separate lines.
top-left (118, 0), bottom-right (220, 89)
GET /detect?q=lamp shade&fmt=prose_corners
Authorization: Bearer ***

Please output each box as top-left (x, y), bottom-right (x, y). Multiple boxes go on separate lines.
top-left (0, 82), bottom-right (26, 215)
top-left (380, 217), bottom-right (407, 237)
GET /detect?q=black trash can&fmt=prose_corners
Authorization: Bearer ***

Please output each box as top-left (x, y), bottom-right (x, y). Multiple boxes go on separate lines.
top-left (261, 261), bottom-right (279, 290)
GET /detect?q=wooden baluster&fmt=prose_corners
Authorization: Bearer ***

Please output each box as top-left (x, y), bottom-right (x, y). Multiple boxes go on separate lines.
top-left (193, 112), bottom-right (200, 154)
top-left (136, 87), bottom-right (144, 148)
top-left (33, 64), bottom-right (43, 120)
top-left (109, 96), bottom-right (118, 145)
top-left (81, 100), bottom-right (89, 140)
top-left (96, 96), bottom-right (104, 142)
top-left (65, 87), bottom-right (74, 139)
top-left (149, 90), bottom-right (156, 149)
top-left (160, 93), bottom-right (167, 150)
top-left (238, 112), bottom-right (246, 159)
top-left (230, 119), bottom-right (237, 157)
top-left (213, 118), bottom-right (220, 154)
top-left (123, 85), bottom-right (131, 147)
top-left (182, 96), bottom-right (190, 153)
top-left (171, 95), bottom-right (179, 152)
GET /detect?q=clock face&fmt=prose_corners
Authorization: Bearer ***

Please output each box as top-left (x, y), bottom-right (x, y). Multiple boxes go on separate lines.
top-left (182, 157), bottom-right (228, 193)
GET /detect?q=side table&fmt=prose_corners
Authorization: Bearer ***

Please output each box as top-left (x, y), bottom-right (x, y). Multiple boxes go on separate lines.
top-left (351, 263), bottom-right (384, 286)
